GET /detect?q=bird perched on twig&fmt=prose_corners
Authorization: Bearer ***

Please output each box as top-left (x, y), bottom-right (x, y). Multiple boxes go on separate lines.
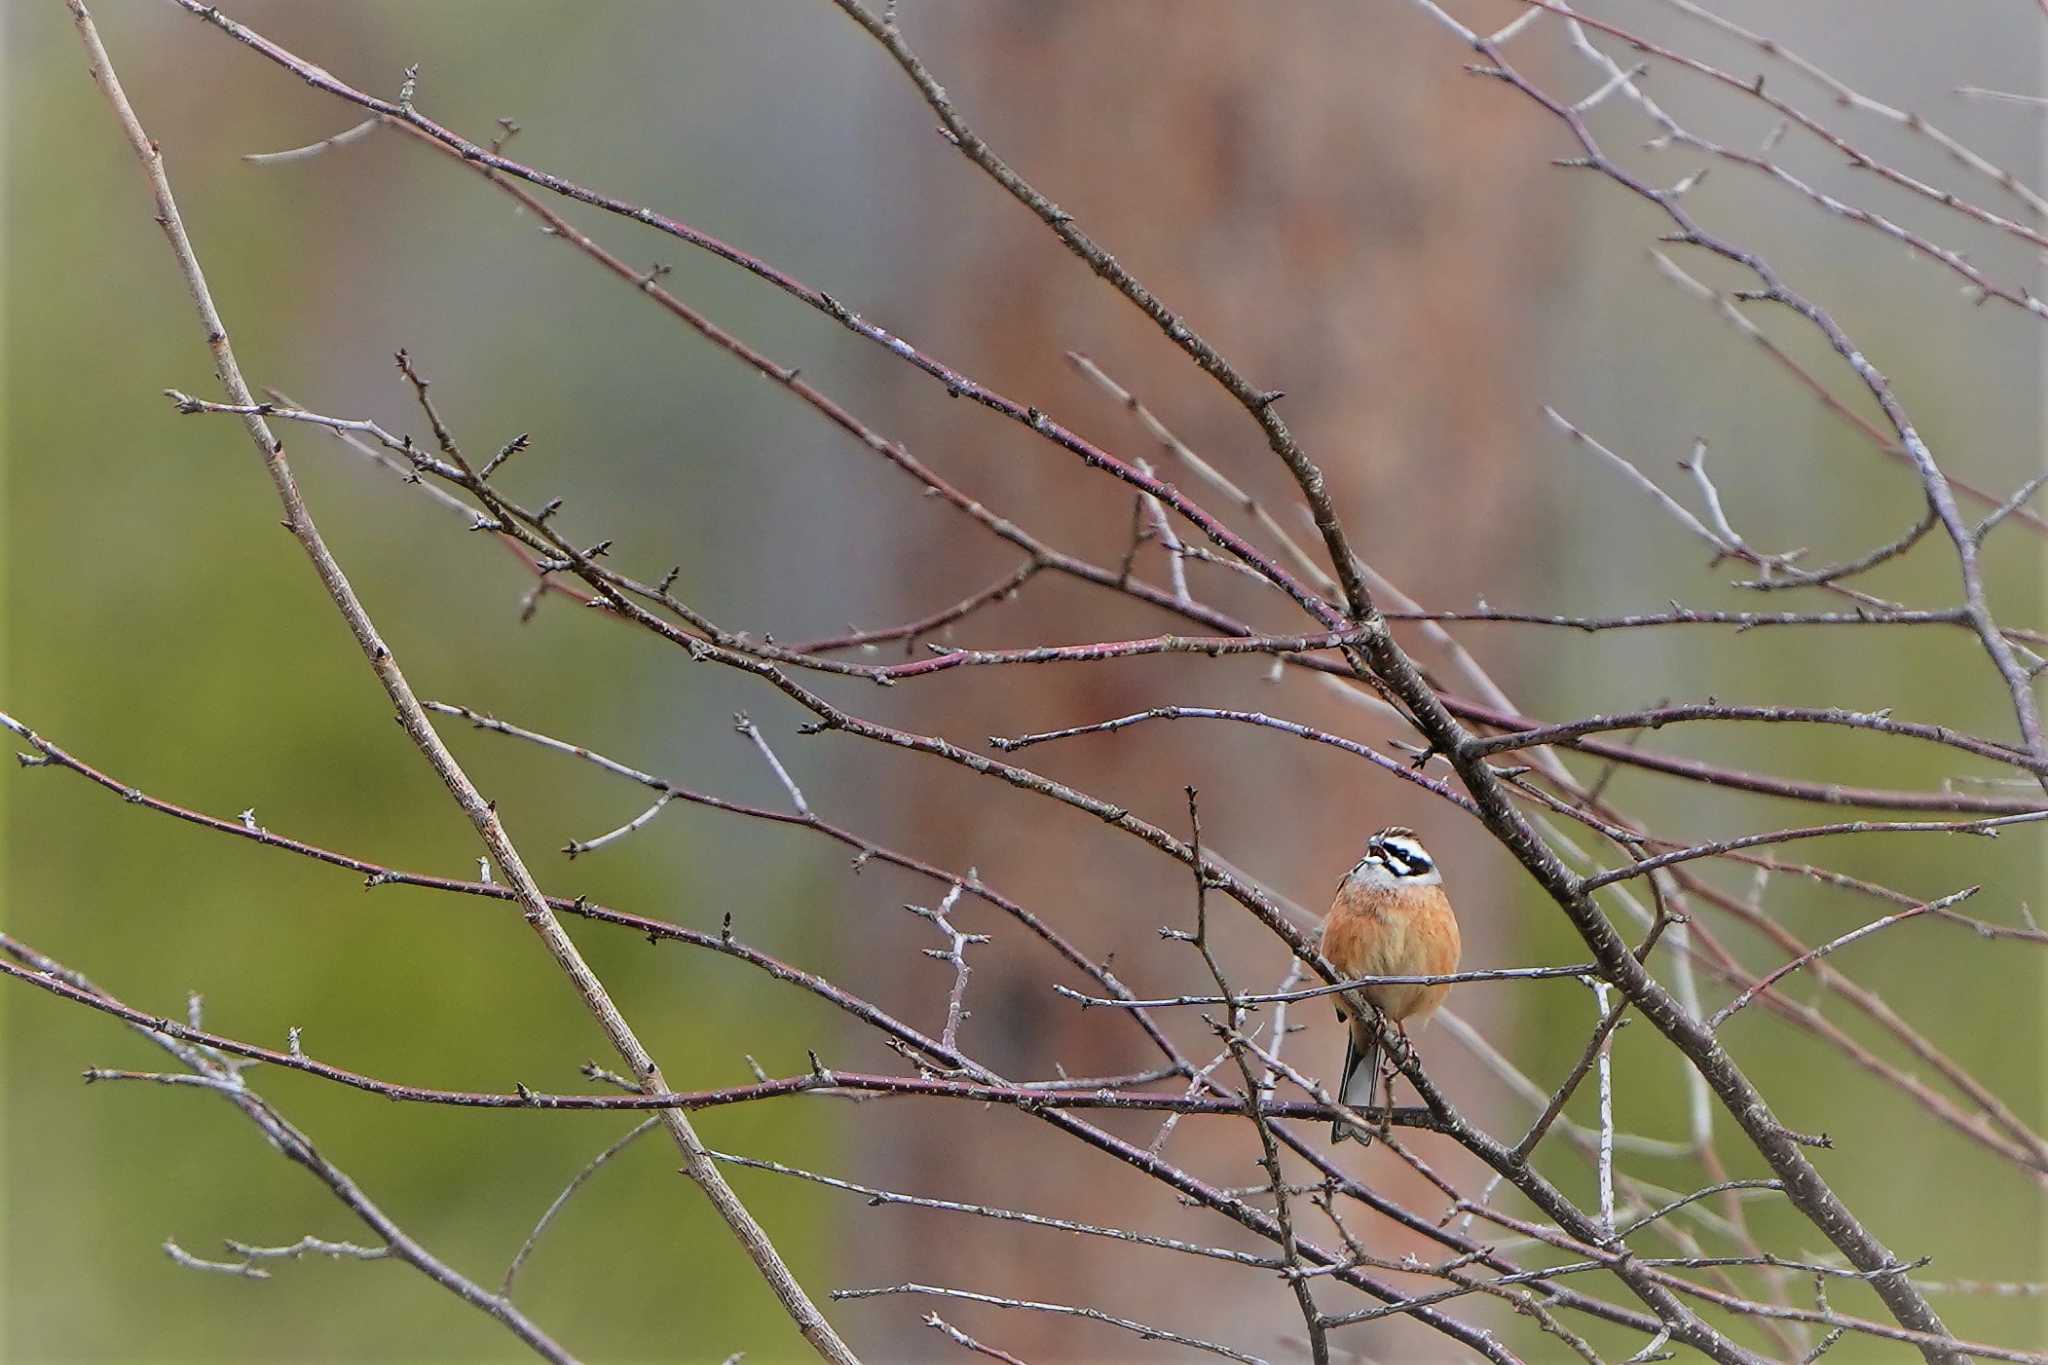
top-left (1320, 826), bottom-right (1462, 1143)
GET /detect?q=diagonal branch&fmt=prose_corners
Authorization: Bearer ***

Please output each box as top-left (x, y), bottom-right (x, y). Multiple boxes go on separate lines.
top-left (63, 7), bottom-right (856, 1360)
top-left (828, 2), bottom-right (1369, 618)
top-left (0, 931), bottom-right (575, 1363)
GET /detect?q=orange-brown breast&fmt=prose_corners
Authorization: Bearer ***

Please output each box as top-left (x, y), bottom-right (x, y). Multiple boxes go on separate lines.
top-left (1320, 881), bottom-right (1462, 1028)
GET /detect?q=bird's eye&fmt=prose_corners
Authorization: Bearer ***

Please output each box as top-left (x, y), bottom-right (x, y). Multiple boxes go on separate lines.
top-left (1377, 839), bottom-right (1432, 877)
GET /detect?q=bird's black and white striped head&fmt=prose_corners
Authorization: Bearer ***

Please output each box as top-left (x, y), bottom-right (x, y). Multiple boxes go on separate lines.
top-left (1346, 826), bottom-right (1440, 888)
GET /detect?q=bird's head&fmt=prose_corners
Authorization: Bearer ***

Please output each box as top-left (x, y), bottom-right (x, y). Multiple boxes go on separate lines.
top-left (1346, 826), bottom-right (1441, 887)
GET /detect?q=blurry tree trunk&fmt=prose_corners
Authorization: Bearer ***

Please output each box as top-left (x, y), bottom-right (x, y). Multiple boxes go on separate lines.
top-left (858, 4), bottom-right (1568, 1358)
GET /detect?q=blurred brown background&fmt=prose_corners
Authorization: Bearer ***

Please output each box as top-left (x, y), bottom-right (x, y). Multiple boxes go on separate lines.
top-left (5, 2), bottom-right (2042, 1362)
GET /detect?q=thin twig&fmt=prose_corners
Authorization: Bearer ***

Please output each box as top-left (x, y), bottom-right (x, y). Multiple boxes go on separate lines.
top-left (502, 1118), bottom-right (660, 1297)
top-left (829, 1283), bottom-right (1268, 1365)
top-left (1708, 894), bottom-right (1964, 1030)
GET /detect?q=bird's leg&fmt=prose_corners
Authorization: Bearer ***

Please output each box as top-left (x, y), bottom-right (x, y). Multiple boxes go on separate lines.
top-left (1388, 1021), bottom-right (1417, 1064)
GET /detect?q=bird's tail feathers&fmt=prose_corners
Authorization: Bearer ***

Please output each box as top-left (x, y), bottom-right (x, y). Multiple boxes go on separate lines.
top-left (1332, 1032), bottom-right (1380, 1144)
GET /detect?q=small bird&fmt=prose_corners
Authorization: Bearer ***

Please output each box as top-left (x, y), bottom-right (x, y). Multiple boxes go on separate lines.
top-left (1320, 826), bottom-right (1462, 1143)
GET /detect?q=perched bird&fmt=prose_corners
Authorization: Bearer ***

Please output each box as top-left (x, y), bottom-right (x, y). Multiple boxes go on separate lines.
top-left (1320, 826), bottom-right (1462, 1143)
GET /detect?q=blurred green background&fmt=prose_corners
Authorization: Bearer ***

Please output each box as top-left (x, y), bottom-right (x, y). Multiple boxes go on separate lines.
top-left (6, 3), bottom-right (2045, 1362)
top-left (4, 4), bottom-right (914, 1360)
